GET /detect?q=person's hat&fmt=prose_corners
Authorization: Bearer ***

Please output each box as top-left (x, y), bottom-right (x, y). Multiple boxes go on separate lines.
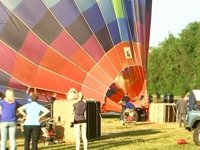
top-left (77, 92), bottom-right (83, 100)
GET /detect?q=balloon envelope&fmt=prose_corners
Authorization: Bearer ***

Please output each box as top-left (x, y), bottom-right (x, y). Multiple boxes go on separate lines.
top-left (0, 0), bottom-right (152, 112)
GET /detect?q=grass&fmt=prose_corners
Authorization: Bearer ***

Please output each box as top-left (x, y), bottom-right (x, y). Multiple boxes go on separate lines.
top-left (14, 116), bottom-right (199, 150)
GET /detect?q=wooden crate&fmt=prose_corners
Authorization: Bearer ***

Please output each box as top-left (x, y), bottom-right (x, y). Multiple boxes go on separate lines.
top-left (53, 99), bottom-right (77, 143)
top-left (149, 103), bottom-right (177, 123)
top-left (53, 99), bottom-right (101, 143)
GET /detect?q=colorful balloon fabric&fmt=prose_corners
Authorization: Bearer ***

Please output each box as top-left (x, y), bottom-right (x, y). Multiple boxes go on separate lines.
top-left (0, 0), bottom-right (152, 112)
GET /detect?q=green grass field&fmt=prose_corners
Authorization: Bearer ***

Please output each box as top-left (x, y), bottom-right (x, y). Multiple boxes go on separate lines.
top-left (15, 117), bottom-right (198, 150)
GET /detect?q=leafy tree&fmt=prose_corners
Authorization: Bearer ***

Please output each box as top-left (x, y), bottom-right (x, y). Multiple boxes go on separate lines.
top-left (147, 21), bottom-right (200, 96)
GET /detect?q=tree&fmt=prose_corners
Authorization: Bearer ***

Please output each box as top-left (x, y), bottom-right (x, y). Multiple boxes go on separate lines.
top-left (147, 21), bottom-right (200, 95)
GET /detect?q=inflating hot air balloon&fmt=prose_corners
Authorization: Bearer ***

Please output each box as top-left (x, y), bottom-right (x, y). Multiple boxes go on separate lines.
top-left (0, 0), bottom-right (152, 112)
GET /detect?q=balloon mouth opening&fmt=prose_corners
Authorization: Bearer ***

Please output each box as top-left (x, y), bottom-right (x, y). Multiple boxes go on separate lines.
top-left (105, 66), bottom-right (145, 103)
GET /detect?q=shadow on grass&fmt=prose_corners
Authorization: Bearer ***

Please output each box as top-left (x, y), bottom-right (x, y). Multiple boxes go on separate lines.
top-left (37, 128), bottom-right (160, 150)
top-left (85, 128), bottom-right (161, 150)
top-left (88, 137), bottom-right (162, 150)
top-left (16, 118), bottom-right (160, 150)
top-left (99, 129), bottom-right (160, 140)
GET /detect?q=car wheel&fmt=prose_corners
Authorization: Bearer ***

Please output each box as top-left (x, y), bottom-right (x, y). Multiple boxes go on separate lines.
top-left (193, 124), bottom-right (200, 146)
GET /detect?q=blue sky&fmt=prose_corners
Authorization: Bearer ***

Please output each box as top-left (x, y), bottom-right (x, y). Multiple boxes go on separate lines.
top-left (150, 0), bottom-right (200, 47)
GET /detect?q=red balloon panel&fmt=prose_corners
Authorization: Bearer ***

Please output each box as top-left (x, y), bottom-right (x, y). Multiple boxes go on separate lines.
top-left (20, 32), bottom-right (47, 63)
top-left (0, 43), bottom-right (16, 73)
top-left (40, 48), bottom-right (86, 83)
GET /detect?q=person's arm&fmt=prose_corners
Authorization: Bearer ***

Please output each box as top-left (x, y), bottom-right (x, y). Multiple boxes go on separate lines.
top-left (84, 102), bottom-right (87, 119)
top-left (70, 104), bottom-right (75, 127)
top-left (18, 106), bottom-right (27, 118)
top-left (118, 100), bottom-right (122, 104)
top-left (39, 106), bottom-right (50, 120)
top-left (176, 100), bottom-right (180, 111)
top-left (118, 99), bottom-right (125, 106)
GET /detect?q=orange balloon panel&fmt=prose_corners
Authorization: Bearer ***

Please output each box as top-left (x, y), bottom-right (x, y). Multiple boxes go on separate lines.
top-left (98, 56), bottom-right (118, 79)
top-left (40, 48), bottom-right (86, 83)
top-left (33, 67), bottom-right (82, 93)
top-left (81, 86), bottom-right (105, 103)
top-left (88, 64), bottom-right (113, 86)
top-left (107, 47), bottom-right (123, 73)
top-left (83, 74), bottom-right (110, 94)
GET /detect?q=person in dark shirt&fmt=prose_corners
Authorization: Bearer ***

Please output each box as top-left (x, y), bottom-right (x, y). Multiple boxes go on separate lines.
top-left (156, 92), bottom-right (161, 102)
top-left (169, 93), bottom-right (174, 103)
top-left (148, 94), bottom-right (153, 103)
top-left (163, 92), bottom-right (168, 103)
top-left (72, 92), bottom-right (87, 150)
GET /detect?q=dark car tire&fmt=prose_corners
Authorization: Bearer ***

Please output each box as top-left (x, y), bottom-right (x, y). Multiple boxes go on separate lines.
top-left (135, 107), bottom-right (147, 121)
top-left (193, 124), bottom-right (200, 146)
top-left (133, 110), bottom-right (138, 122)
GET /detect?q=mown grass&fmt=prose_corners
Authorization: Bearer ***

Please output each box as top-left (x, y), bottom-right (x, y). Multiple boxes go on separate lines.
top-left (16, 117), bottom-right (198, 150)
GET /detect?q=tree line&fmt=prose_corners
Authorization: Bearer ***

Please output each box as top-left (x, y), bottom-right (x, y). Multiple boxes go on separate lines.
top-left (147, 21), bottom-right (200, 96)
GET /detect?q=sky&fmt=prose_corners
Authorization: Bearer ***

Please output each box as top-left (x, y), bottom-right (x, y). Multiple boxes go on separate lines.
top-left (150, 0), bottom-right (200, 47)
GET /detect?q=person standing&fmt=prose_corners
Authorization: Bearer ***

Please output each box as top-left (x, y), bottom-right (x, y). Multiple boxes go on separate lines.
top-left (72, 92), bottom-right (88, 150)
top-left (163, 92), bottom-right (168, 103)
top-left (176, 94), bottom-right (188, 127)
top-left (155, 92), bottom-right (161, 103)
top-left (148, 94), bottom-right (153, 103)
top-left (18, 93), bottom-right (50, 150)
top-left (169, 92), bottom-right (174, 103)
top-left (0, 88), bottom-right (19, 150)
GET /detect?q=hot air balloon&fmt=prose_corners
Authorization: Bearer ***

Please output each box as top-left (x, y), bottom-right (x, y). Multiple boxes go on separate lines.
top-left (0, 0), bottom-right (152, 112)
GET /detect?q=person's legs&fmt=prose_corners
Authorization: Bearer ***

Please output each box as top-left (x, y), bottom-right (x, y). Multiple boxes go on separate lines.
top-left (182, 113), bottom-right (186, 127)
top-left (178, 113), bottom-right (183, 127)
top-left (31, 126), bottom-right (41, 150)
top-left (24, 125), bottom-right (32, 150)
top-left (120, 108), bottom-right (125, 120)
top-left (41, 127), bottom-right (48, 137)
top-left (1, 122), bottom-right (8, 150)
top-left (8, 122), bottom-right (17, 150)
top-left (74, 124), bottom-right (81, 150)
top-left (81, 123), bottom-right (88, 150)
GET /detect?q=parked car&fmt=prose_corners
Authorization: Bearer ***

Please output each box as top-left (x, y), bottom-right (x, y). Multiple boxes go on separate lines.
top-left (185, 90), bottom-right (200, 145)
